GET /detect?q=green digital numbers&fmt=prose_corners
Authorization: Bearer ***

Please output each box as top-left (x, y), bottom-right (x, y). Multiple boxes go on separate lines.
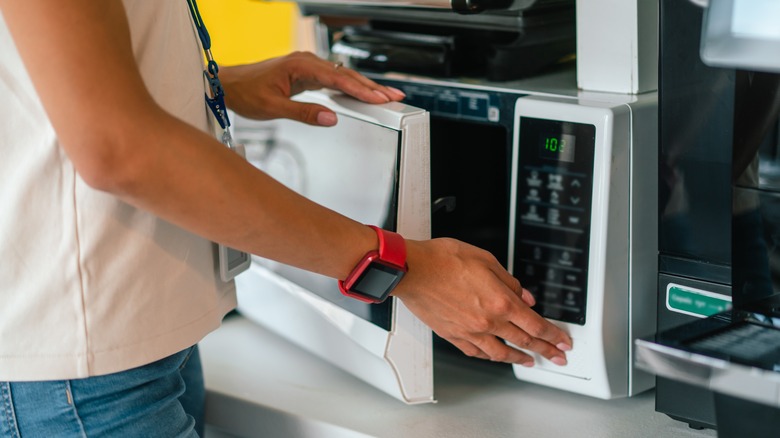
top-left (544, 137), bottom-right (566, 153)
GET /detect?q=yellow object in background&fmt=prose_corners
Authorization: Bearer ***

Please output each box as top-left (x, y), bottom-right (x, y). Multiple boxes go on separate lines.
top-left (197, 0), bottom-right (299, 66)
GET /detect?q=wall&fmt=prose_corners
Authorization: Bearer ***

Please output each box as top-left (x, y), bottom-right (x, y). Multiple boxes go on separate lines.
top-left (197, 0), bottom-right (299, 66)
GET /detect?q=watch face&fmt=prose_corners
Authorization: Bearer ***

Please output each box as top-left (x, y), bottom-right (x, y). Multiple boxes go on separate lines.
top-left (352, 262), bottom-right (406, 301)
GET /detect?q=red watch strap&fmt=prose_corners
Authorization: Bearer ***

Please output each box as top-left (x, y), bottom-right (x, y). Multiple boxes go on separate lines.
top-left (368, 225), bottom-right (406, 268)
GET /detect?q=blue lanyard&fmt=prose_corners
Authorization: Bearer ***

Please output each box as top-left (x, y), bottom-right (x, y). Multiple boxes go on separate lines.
top-left (185, 0), bottom-right (233, 146)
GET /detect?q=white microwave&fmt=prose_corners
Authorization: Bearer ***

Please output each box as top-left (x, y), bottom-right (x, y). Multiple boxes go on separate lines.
top-left (232, 72), bottom-right (658, 401)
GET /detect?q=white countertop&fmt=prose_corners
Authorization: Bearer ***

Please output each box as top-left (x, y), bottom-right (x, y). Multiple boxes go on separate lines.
top-left (201, 314), bottom-right (717, 438)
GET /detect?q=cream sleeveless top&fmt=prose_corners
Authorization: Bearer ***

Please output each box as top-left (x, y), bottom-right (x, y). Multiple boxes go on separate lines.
top-left (0, 1), bottom-right (237, 380)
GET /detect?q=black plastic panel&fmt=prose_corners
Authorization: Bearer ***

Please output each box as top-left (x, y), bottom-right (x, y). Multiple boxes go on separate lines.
top-left (513, 117), bottom-right (596, 325)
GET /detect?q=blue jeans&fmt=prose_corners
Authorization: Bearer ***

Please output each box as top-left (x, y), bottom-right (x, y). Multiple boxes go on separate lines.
top-left (0, 345), bottom-right (205, 437)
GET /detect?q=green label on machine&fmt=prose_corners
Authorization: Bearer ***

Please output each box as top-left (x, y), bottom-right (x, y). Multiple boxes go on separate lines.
top-left (666, 284), bottom-right (732, 318)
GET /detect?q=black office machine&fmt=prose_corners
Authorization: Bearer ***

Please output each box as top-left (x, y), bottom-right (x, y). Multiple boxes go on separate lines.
top-left (301, 0), bottom-right (576, 81)
top-left (636, 0), bottom-right (780, 436)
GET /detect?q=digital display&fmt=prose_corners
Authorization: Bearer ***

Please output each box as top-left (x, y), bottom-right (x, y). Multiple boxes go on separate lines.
top-left (539, 133), bottom-right (576, 162)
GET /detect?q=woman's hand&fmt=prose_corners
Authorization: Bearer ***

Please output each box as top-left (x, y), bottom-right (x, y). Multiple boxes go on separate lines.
top-left (220, 51), bottom-right (405, 126)
top-left (394, 238), bottom-right (573, 366)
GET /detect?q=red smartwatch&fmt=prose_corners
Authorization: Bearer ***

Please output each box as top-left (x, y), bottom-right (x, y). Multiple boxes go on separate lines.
top-left (338, 225), bottom-right (408, 303)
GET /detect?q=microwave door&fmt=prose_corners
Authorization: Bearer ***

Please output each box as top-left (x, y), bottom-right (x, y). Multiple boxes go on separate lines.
top-left (230, 91), bottom-right (434, 404)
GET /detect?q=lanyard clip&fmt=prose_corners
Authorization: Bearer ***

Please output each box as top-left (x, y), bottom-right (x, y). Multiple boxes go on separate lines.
top-left (203, 70), bottom-right (231, 130)
top-left (187, 0), bottom-right (234, 146)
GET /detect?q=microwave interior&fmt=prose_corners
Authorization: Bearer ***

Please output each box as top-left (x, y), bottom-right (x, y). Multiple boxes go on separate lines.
top-left (430, 116), bottom-right (510, 267)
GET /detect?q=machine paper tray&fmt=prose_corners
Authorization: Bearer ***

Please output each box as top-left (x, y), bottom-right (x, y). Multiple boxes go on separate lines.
top-left (635, 338), bottom-right (780, 408)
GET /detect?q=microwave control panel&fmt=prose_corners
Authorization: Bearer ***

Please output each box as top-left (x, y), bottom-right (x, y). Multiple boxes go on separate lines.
top-left (508, 92), bottom-right (658, 399)
top-left (512, 117), bottom-right (596, 325)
